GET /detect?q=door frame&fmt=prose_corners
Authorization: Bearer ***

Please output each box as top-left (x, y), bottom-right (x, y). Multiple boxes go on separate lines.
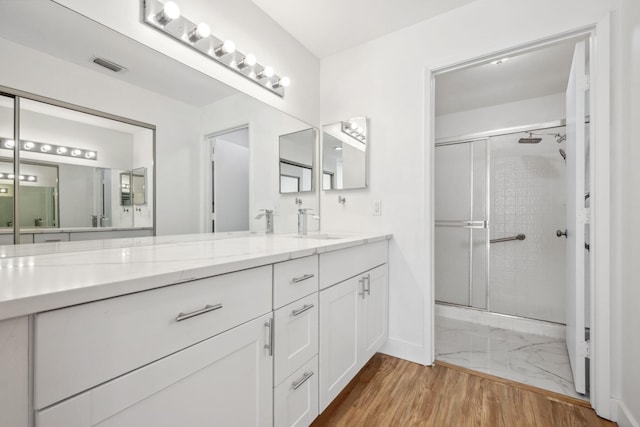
top-left (426, 18), bottom-right (611, 417)
top-left (202, 124), bottom-right (251, 233)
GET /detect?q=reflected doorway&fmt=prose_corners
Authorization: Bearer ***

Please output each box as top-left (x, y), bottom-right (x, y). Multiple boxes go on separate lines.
top-left (207, 127), bottom-right (250, 233)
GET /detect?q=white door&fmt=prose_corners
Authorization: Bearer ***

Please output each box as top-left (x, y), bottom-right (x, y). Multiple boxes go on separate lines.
top-left (565, 40), bottom-right (587, 395)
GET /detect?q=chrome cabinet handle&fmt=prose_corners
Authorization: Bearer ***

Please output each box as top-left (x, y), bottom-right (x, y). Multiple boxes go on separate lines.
top-left (175, 304), bottom-right (222, 322)
top-left (292, 273), bottom-right (315, 283)
top-left (358, 277), bottom-right (366, 299)
top-left (292, 304), bottom-right (314, 316)
top-left (264, 318), bottom-right (273, 356)
top-left (365, 274), bottom-right (371, 296)
top-left (292, 371), bottom-right (314, 390)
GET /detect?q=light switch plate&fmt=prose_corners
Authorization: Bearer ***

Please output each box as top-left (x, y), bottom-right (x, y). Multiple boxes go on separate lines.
top-left (373, 200), bottom-right (382, 216)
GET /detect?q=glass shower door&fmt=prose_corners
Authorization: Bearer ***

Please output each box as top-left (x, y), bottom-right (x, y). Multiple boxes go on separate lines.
top-left (435, 139), bottom-right (488, 309)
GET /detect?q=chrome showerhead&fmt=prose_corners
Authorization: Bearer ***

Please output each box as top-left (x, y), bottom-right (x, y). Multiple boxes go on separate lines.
top-left (518, 132), bottom-right (542, 144)
top-left (559, 148), bottom-right (566, 161)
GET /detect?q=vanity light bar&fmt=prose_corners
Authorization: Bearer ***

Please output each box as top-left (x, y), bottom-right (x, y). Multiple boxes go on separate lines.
top-left (142, 0), bottom-right (290, 97)
top-left (0, 138), bottom-right (98, 161)
top-left (341, 121), bottom-right (366, 144)
top-left (0, 172), bottom-right (38, 182)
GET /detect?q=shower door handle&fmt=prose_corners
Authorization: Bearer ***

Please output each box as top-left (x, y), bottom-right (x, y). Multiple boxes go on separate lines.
top-left (463, 220), bottom-right (488, 229)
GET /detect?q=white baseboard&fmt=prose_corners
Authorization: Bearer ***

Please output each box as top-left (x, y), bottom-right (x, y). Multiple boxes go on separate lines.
top-left (615, 399), bottom-right (640, 427)
top-left (379, 338), bottom-right (427, 365)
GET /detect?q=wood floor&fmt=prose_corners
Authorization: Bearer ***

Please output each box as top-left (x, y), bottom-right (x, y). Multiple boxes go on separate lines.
top-left (311, 353), bottom-right (617, 427)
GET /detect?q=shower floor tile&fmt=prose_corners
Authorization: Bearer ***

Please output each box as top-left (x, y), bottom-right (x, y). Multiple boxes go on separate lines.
top-left (435, 316), bottom-right (587, 400)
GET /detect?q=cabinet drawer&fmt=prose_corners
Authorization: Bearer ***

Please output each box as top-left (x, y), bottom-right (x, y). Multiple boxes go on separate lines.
top-left (37, 314), bottom-right (274, 427)
top-left (319, 240), bottom-right (388, 289)
top-left (35, 266), bottom-right (272, 409)
top-left (274, 356), bottom-right (319, 427)
top-left (274, 255), bottom-right (318, 309)
top-left (274, 293), bottom-right (318, 386)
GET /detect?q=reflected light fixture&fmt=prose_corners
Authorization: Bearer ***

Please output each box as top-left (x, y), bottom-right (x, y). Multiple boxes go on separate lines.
top-left (0, 173), bottom-right (38, 182)
top-left (0, 137), bottom-right (98, 161)
top-left (0, 188), bottom-right (7, 194)
top-left (143, 0), bottom-right (290, 97)
top-left (155, 1), bottom-right (180, 26)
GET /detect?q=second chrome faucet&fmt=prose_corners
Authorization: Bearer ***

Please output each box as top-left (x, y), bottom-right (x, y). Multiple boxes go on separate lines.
top-left (297, 208), bottom-right (320, 236)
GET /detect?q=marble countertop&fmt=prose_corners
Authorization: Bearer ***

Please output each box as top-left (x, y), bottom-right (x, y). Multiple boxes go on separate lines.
top-left (0, 232), bottom-right (391, 321)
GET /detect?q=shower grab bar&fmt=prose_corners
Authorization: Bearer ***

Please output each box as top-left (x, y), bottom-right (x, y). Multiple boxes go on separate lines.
top-left (490, 233), bottom-right (526, 244)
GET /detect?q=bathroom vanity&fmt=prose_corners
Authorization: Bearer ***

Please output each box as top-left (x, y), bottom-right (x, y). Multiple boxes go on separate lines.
top-left (0, 232), bottom-right (390, 427)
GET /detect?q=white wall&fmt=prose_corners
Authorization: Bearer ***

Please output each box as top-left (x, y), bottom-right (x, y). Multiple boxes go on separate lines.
top-left (214, 137), bottom-right (250, 232)
top-left (58, 164), bottom-right (94, 228)
top-left (0, 37), bottom-right (203, 236)
top-left (615, 0), bottom-right (640, 425)
top-left (435, 92), bottom-right (565, 139)
top-left (320, 0), bottom-right (617, 372)
top-left (53, 0), bottom-right (320, 126)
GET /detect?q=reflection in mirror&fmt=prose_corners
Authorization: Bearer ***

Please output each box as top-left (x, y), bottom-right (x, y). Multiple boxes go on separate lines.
top-left (132, 168), bottom-right (147, 205)
top-left (279, 128), bottom-right (316, 194)
top-left (0, 95), bottom-right (155, 245)
top-left (322, 117), bottom-right (368, 190)
top-left (120, 172), bottom-right (131, 206)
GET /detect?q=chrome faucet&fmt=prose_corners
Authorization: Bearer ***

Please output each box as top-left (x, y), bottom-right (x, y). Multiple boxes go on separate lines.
top-left (297, 208), bottom-right (319, 236)
top-left (255, 209), bottom-right (275, 234)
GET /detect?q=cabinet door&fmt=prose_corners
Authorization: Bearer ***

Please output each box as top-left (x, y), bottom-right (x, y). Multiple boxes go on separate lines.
top-left (318, 277), bottom-right (360, 412)
top-left (359, 264), bottom-right (389, 364)
top-left (37, 314), bottom-right (274, 427)
top-left (274, 293), bottom-right (318, 386)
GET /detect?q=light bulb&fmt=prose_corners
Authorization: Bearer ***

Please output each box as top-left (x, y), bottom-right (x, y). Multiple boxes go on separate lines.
top-left (349, 121), bottom-right (358, 129)
top-left (257, 66), bottom-right (274, 79)
top-left (27, 176), bottom-right (36, 182)
top-left (213, 40), bottom-right (235, 57)
top-left (188, 22), bottom-right (210, 43)
top-left (23, 142), bottom-right (34, 150)
top-left (18, 175), bottom-right (25, 181)
top-left (85, 151), bottom-right (96, 159)
top-left (0, 173), bottom-right (4, 178)
top-left (71, 149), bottom-right (82, 157)
top-left (238, 53), bottom-right (256, 69)
top-left (4, 139), bottom-right (14, 148)
top-left (57, 147), bottom-right (68, 154)
top-left (8, 174), bottom-right (14, 179)
top-left (273, 76), bottom-right (290, 89)
top-left (41, 144), bottom-right (52, 152)
top-left (155, 1), bottom-right (180, 26)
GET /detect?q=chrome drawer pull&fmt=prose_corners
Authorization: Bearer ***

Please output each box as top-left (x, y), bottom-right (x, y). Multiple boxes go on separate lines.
top-left (264, 318), bottom-right (274, 356)
top-left (292, 371), bottom-right (314, 390)
top-left (175, 304), bottom-right (223, 322)
top-left (292, 273), bottom-right (315, 283)
top-left (292, 304), bottom-right (314, 316)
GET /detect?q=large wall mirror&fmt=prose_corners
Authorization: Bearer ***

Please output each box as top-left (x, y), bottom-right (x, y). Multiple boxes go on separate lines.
top-left (279, 128), bottom-right (316, 194)
top-left (0, 1), bottom-right (319, 245)
top-left (322, 117), bottom-right (368, 190)
top-left (0, 92), bottom-right (155, 245)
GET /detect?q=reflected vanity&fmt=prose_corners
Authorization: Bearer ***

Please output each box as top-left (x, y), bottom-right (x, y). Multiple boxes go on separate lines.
top-left (322, 117), bottom-right (368, 190)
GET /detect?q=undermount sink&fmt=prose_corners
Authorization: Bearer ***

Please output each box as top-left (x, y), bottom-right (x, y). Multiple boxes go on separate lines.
top-left (297, 234), bottom-right (345, 240)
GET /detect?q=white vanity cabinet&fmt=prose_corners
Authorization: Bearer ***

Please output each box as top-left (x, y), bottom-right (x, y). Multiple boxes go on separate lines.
top-left (318, 241), bottom-right (388, 411)
top-left (34, 266), bottom-right (274, 426)
top-left (272, 256), bottom-right (320, 427)
top-left (37, 313), bottom-right (274, 427)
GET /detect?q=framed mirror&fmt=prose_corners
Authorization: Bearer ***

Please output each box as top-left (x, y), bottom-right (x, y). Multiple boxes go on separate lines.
top-left (322, 117), bottom-right (368, 190)
top-left (279, 128), bottom-right (316, 194)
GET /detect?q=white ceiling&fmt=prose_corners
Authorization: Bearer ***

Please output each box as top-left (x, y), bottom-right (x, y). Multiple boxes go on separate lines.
top-left (435, 38), bottom-right (585, 116)
top-left (0, 1), bottom-right (237, 108)
top-left (251, 0), bottom-right (477, 58)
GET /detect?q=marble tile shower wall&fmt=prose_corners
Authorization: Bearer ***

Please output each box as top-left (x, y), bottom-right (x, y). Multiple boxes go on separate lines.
top-left (489, 128), bottom-right (566, 323)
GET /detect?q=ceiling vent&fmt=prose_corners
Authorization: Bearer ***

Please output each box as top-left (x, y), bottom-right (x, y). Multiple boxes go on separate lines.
top-left (92, 57), bottom-right (126, 73)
